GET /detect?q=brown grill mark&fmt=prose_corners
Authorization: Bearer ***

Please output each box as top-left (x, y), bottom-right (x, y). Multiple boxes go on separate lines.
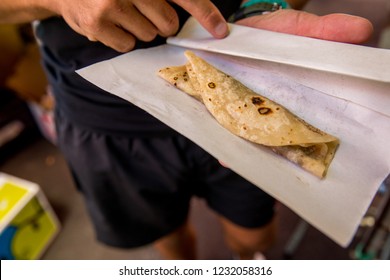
top-left (252, 97), bottom-right (264, 105)
top-left (208, 82), bottom-right (216, 89)
top-left (258, 107), bottom-right (272, 115)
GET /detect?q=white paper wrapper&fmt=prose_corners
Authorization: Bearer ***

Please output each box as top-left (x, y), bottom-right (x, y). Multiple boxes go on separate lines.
top-left (169, 17), bottom-right (390, 117)
top-left (77, 21), bottom-right (390, 247)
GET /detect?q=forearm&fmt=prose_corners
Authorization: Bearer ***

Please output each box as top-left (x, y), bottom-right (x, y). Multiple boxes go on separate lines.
top-left (0, 0), bottom-right (57, 24)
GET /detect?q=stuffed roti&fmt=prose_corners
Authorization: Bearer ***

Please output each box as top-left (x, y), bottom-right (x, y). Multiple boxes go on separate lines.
top-left (158, 51), bottom-right (339, 178)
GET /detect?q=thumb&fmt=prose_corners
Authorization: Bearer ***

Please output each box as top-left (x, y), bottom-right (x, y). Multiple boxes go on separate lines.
top-left (236, 9), bottom-right (373, 44)
top-left (172, 0), bottom-right (229, 38)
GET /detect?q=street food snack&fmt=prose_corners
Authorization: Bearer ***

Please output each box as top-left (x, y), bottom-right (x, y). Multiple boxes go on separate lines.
top-left (158, 51), bottom-right (339, 178)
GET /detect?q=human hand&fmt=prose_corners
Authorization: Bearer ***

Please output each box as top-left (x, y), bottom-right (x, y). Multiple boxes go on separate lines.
top-left (50, 0), bottom-right (228, 52)
top-left (218, 7), bottom-right (373, 169)
top-left (236, 9), bottom-right (373, 44)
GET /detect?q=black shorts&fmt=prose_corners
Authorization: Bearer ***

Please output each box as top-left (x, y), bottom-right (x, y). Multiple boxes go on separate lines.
top-left (55, 111), bottom-right (275, 248)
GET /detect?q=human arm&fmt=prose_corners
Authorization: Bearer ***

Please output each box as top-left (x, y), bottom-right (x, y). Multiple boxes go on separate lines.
top-left (237, 0), bottom-right (373, 44)
top-left (0, 0), bottom-right (228, 52)
top-left (0, 0), bottom-right (56, 23)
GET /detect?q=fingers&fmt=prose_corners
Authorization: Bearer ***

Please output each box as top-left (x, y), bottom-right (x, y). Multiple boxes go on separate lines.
top-left (106, 0), bottom-right (179, 51)
top-left (218, 160), bottom-right (229, 168)
top-left (69, 12), bottom-right (137, 52)
top-left (83, 22), bottom-right (138, 53)
top-left (85, 5), bottom-right (161, 52)
top-left (236, 9), bottom-right (373, 44)
top-left (133, 0), bottom-right (179, 37)
top-left (115, 4), bottom-right (160, 42)
top-left (63, 0), bottom-right (229, 52)
top-left (73, 0), bottom-right (179, 53)
top-left (105, 0), bottom-right (229, 52)
top-left (172, 0), bottom-right (229, 38)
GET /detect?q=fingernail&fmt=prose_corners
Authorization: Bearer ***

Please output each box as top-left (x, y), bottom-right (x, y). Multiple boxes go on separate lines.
top-left (215, 22), bottom-right (229, 38)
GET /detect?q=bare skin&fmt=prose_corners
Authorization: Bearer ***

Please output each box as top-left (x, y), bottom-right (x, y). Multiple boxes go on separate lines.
top-left (0, 0), bottom-right (228, 52)
top-left (0, 0), bottom-right (372, 52)
top-left (0, 0), bottom-right (374, 259)
top-left (237, 9), bottom-right (373, 44)
top-left (154, 220), bottom-right (197, 259)
top-left (219, 215), bottom-right (278, 260)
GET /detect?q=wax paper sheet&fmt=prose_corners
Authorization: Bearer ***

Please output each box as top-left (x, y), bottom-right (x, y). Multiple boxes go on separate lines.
top-left (77, 22), bottom-right (390, 247)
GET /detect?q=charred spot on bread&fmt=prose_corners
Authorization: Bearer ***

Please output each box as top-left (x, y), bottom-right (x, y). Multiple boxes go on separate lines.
top-left (208, 82), bottom-right (216, 89)
top-left (258, 107), bottom-right (272, 115)
top-left (251, 97), bottom-right (264, 105)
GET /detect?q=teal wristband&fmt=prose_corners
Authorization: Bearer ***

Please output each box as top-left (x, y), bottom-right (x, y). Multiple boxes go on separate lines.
top-left (228, 1), bottom-right (289, 22)
top-left (242, 0), bottom-right (289, 9)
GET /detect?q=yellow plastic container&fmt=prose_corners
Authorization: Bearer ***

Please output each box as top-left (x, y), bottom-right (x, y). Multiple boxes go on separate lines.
top-left (0, 173), bottom-right (60, 259)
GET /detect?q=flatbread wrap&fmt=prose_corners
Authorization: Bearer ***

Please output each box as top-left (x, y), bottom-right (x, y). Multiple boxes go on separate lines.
top-left (158, 51), bottom-right (339, 178)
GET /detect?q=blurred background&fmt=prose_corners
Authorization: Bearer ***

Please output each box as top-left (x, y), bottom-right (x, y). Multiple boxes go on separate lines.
top-left (1, 0), bottom-right (389, 260)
